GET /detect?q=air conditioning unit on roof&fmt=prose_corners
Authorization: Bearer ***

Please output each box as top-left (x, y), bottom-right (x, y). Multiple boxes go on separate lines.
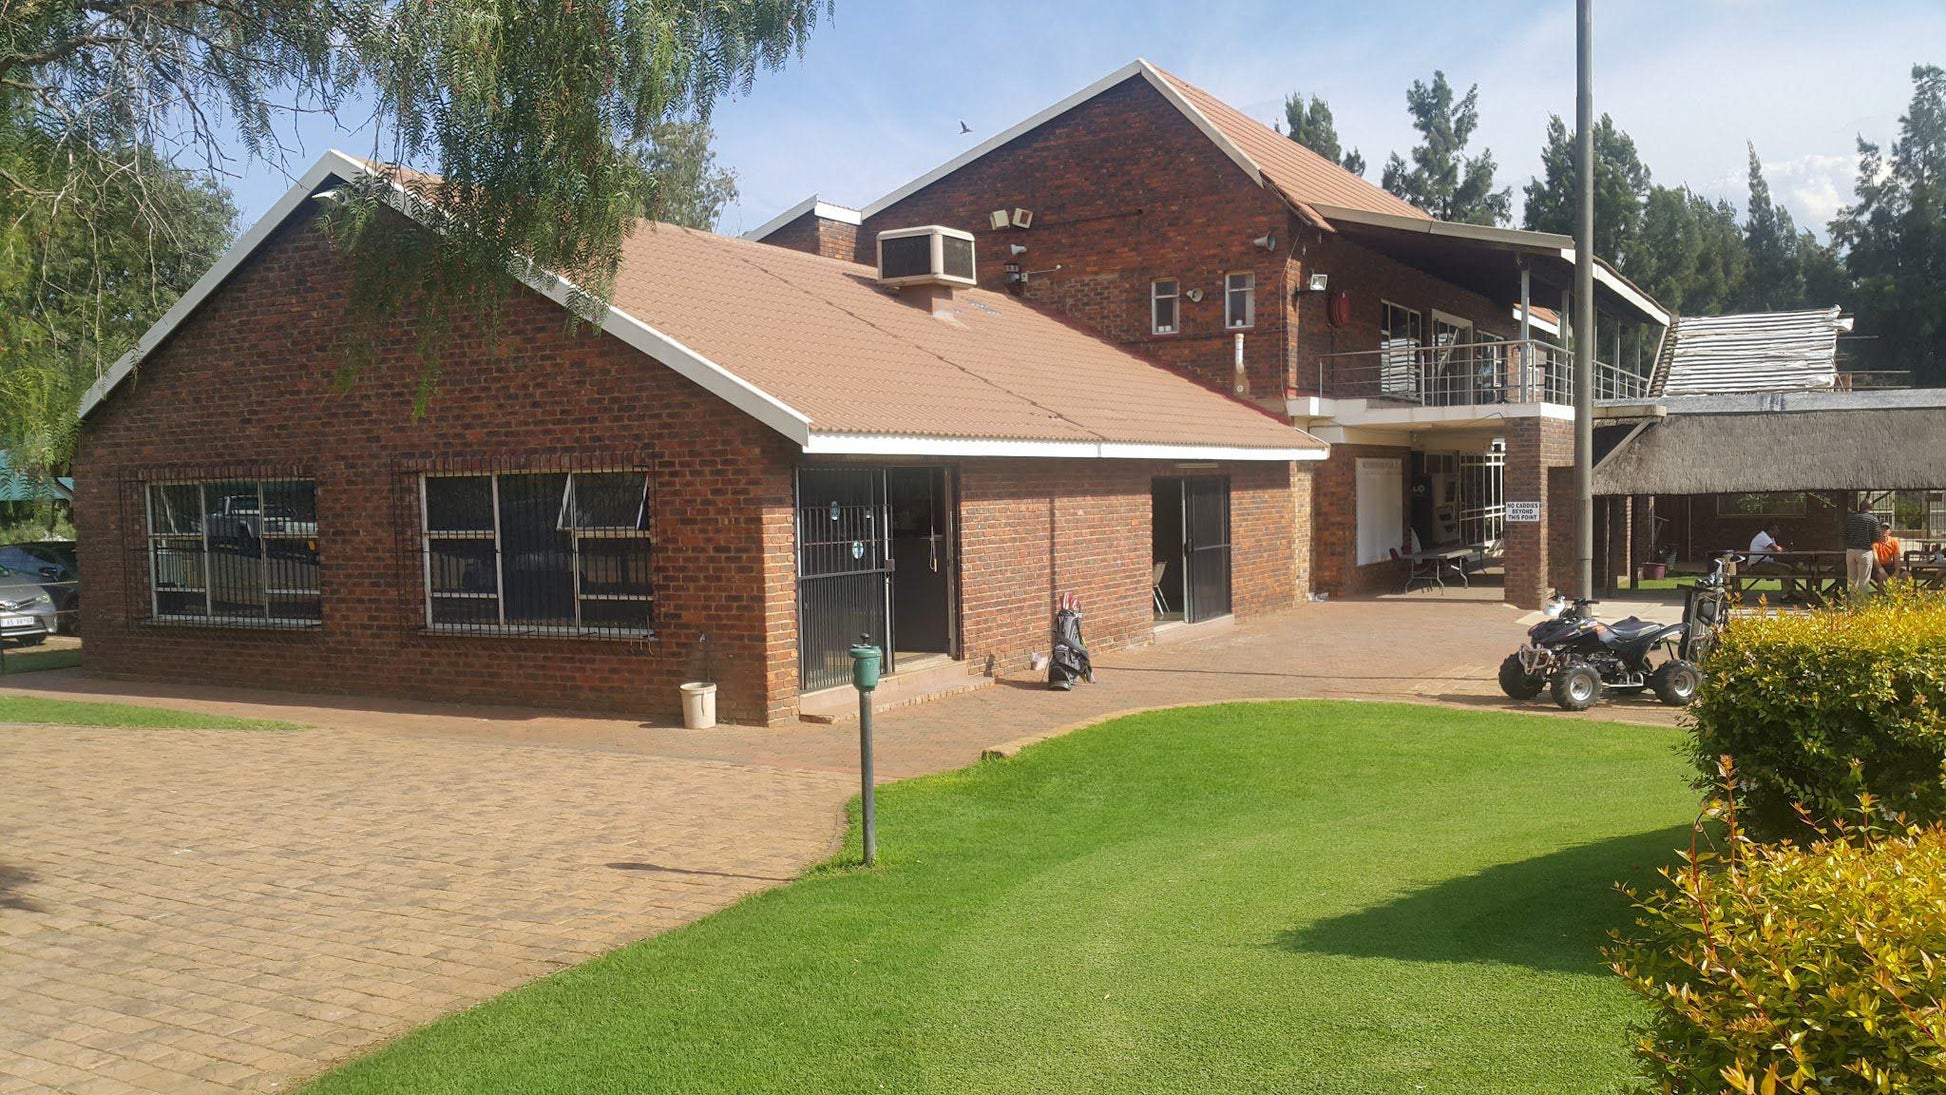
top-left (876, 225), bottom-right (977, 289)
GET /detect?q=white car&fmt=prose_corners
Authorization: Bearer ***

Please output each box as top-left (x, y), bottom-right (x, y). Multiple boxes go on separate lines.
top-left (0, 564), bottom-right (57, 645)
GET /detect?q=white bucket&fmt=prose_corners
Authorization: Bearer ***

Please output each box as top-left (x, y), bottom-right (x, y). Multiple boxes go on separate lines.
top-left (679, 682), bottom-right (717, 730)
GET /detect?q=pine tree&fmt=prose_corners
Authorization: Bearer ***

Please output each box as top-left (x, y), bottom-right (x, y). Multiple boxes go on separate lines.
top-left (1282, 92), bottom-right (1366, 176)
top-left (1380, 71), bottom-right (1511, 225)
top-left (1521, 114), bottom-right (1650, 270)
top-left (1740, 144), bottom-right (1806, 311)
top-left (1831, 64), bottom-right (1946, 386)
top-left (1632, 185), bottom-right (1748, 316)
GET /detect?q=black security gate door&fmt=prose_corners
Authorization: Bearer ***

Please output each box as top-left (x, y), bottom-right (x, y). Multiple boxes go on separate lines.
top-left (796, 468), bottom-right (891, 692)
top-left (1183, 476), bottom-right (1232, 623)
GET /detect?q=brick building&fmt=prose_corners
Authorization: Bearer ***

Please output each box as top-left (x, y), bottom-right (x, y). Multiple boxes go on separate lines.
top-left (73, 153), bottom-right (1324, 726)
top-left (749, 60), bottom-right (1670, 606)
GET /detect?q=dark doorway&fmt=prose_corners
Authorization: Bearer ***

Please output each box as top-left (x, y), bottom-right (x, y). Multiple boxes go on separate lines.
top-left (1153, 475), bottom-right (1232, 624)
top-left (887, 467), bottom-right (956, 662)
top-left (795, 466), bottom-right (957, 692)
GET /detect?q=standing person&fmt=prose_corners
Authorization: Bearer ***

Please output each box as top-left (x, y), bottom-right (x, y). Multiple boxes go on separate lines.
top-left (1844, 497), bottom-right (1883, 594)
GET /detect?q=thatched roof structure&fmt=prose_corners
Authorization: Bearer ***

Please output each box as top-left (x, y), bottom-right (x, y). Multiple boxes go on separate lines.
top-left (1594, 407), bottom-right (1946, 495)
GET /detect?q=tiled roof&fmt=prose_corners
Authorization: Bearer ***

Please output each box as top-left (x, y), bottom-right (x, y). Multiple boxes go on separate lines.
top-left (609, 224), bottom-right (1322, 453)
top-left (1145, 65), bottom-right (1430, 223)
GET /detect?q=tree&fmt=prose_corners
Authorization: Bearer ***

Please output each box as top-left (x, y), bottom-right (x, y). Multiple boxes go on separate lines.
top-left (1, 0), bottom-right (826, 412)
top-left (1281, 92), bottom-right (1366, 176)
top-left (1380, 71), bottom-right (1511, 225)
top-left (1522, 113), bottom-right (1650, 270)
top-left (1739, 144), bottom-right (1806, 311)
top-left (1632, 185), bottom-right (1748, 317)
top-left (1831, 64), bottom-right (1946, 387)
top-left (645, 120), bottom-right (739, 231)
top-left (0, 131), bottom-right (236, 484)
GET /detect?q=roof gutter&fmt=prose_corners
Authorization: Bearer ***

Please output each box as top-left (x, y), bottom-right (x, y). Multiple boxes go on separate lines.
top-left (803, 433), bottom-right (1328, 461)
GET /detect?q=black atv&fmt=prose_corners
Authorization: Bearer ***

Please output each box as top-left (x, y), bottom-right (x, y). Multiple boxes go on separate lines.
top-left (1498, 594), bottom-right (1701, 711)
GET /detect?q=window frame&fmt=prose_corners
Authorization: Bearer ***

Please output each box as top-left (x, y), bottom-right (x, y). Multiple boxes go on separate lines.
top-left (1224, 271), bottom-right (1256, 330)
top-left (144, 478), bottom-right (322, 627)
top-left (418, 469), bottom-right (654, 639)
top-left (1151, 278), bottom-right (1181, 335)
top-left (1379, 301), bottom-right (1424, 394)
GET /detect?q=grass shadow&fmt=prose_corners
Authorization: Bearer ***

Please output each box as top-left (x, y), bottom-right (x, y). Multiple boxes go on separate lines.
top-left (1277, 825), bottom-right (1688, 973)
top-left (0, 861), bottom-right (41, 912)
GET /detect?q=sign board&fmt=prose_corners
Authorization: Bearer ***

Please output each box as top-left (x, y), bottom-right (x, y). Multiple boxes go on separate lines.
top-left (1506, 501), bottom-right (1542, 523)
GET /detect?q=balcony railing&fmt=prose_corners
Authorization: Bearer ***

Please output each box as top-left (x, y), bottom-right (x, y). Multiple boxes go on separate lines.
top-left (1315, 339), bottom-right (1650, 408)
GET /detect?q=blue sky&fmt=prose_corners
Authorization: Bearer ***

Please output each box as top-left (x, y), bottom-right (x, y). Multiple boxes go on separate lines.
top-left (228, 0), bottom-right (1944, 242)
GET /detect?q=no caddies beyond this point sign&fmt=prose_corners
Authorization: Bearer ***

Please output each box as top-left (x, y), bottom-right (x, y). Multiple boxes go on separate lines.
top-left (1506, 501), bottom-right (1542, 523)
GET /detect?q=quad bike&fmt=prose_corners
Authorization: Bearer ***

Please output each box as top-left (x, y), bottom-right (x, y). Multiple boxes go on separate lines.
top-left (1498, 554), bottom-right (1739, 711)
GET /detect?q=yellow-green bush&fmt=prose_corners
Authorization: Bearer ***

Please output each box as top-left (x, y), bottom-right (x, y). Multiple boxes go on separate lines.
top-left (1609, 777), bottom-right (1946, 1093)
top-left (1689, 588), bottom-right (1946, 840)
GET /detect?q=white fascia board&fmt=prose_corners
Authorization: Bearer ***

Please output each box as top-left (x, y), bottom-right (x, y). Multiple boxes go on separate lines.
top-left (79, 150), bottom-right (816, 447)
top-left (77, 154), bottom-right (355, 419)
top-left (741, 194), bottom-right (861, 241)
top-left (1311, 203), bottom-right (1567, 249)
top-left (802, 433), bottom-right (1325, 462)
top-left (859, 59), bottom-right (1264, 221)
top-left (1291, 398), bottom-right (1576, 429)
top-left (1561, 248), bottom-right (1672, 327)
top-left (1513, 305), bottom-right (1561, 336)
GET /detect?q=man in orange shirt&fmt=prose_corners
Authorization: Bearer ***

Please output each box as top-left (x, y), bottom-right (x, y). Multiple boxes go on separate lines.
top-left (1874, 523), bottom-right (1903, 586)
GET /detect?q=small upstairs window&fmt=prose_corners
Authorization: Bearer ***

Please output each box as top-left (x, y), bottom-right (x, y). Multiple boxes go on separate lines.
top-left (1225, 272), bottom-right (1256, 329)
top-left (1151, 279), bottom-right (1180, 335)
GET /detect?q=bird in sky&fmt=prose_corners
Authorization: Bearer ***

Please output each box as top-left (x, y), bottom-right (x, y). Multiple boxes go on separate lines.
top-left (958, 120), bottom-right (972, 134)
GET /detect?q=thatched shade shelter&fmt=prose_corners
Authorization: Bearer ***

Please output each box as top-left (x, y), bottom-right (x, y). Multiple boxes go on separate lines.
top-left (1594, 407), bottom-right (1946, 495)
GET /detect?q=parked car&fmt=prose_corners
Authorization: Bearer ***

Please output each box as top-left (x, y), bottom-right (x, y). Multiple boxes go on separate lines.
top-left (203, 495), bottom-right (318, 554)
top-left (0, 562), bottom-right (58, 645)
top-left (0, 540), bottom-right (77, 634)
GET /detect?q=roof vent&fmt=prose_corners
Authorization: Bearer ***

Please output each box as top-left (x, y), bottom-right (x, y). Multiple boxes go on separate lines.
top-left (876, 226), bottom-right (977, 289)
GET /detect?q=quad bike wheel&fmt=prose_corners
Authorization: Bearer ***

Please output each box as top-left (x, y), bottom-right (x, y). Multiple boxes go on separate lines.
top-left (1649, 660), bottom-right (1702, 707)
top-left (1550, 663), bottom-right (1603, 711)
top-left (1498, 653), bottom-right (1545, 701)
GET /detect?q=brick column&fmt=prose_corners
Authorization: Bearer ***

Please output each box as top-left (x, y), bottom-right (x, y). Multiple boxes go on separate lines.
top-left (1502, 416), bottom-right (1575, 609)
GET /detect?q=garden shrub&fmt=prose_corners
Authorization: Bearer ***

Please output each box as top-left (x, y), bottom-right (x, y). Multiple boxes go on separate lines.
top-left (1609, 768), bottom-right (1946, 1093)
top-left (1689, 587), bottom-right (1946, 840)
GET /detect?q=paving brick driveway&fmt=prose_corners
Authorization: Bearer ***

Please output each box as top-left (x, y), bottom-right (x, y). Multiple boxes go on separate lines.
top-left (0, 594), bottom-right (1686, 1093)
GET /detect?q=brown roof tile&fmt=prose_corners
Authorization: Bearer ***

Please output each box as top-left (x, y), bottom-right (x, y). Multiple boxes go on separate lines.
top-left (609, 224), bottom-right (1321, 453)
top-left (1147, 64), bottom-right (1430, 223)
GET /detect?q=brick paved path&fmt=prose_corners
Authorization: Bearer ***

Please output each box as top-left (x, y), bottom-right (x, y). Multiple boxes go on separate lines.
top-left (0, 596), bottom-right (1685, 1093)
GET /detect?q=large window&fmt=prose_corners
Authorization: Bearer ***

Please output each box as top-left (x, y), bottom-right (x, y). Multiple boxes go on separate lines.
top-left (1225, 272), bottom-right (1255, 329)
top-left (147, 479), bottom-right (321, 625)
top-left (1380, 301), bottom-right (1423, 395)
top-left (421, 470), bottom-right (652, 637)
top-left (1151, 279), bottom-right (1180, 335)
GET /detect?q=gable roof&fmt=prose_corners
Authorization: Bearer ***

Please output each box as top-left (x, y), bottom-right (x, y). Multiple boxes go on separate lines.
top-left (79, 152), bottom-right (1324, 463)
top-left (1143, 64), bottom-right (1428, 224)
top-left (1657, 307), bottom-right (1852, 396)
top-left (850, 59), bottom-right (1424, 227)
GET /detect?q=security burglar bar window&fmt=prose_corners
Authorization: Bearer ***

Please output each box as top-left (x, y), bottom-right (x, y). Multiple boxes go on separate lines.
top-left (421, 470), bottom-right (652, 637)
top-left (1380, 301), bottom-right (1423, 395)
top-left (147, 479), bottom-right (321, 624)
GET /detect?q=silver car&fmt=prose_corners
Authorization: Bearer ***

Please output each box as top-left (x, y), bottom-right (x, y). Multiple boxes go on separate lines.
top-left (0, 564), bottom-right (57, 645)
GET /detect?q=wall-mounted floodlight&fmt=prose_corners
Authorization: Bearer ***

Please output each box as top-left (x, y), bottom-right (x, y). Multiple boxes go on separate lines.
top-left (1307, 273), bottom-right (1329, 292)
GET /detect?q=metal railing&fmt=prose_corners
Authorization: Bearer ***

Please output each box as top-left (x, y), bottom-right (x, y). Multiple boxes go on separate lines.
top-left (1315, 339), bottom-right (1650, 407)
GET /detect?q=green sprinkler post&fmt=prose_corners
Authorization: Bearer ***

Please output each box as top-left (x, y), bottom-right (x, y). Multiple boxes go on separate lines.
top-left (848, 636), bottom-right (882, 867)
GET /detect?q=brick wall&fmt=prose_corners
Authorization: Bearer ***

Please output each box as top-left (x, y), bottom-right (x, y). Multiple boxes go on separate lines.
top-left (1310, 444), bottom-right (1411, 594)
top-left (855, 75), bottom-right (1296, 402)
top-left (75, 206), bottom-right (801, 727)
top-left (758, 209), bottom-right (858, 262)
top-left (956, 458), bottom-right (1300, 675)
top-left (1502, 416), bottom-right (1575, 608)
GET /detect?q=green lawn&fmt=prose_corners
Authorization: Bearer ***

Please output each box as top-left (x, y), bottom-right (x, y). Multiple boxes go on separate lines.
top-left (0, 694), bottom-right (298, 730)
top-left (305, 701), bottom-right (1695, 1094)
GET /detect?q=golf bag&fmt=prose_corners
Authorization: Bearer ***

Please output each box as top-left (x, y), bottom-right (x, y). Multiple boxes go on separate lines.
top-left (1048, 593), bottom-right (1094, 691)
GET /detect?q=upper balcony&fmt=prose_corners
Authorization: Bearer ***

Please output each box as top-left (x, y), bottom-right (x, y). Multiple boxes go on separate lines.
top-left (1313, 339), bottom-right (1650, 411)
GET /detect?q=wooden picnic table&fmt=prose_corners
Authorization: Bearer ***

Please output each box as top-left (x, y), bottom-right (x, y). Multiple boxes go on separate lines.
top-left (1731, 549), bottom-right (1850, 604)
top-left (1903, 550), bottom-right (1946, 590)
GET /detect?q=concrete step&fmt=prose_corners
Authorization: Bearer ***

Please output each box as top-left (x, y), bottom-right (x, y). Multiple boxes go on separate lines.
top-left (798, 655), bottom-right (990, 723)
